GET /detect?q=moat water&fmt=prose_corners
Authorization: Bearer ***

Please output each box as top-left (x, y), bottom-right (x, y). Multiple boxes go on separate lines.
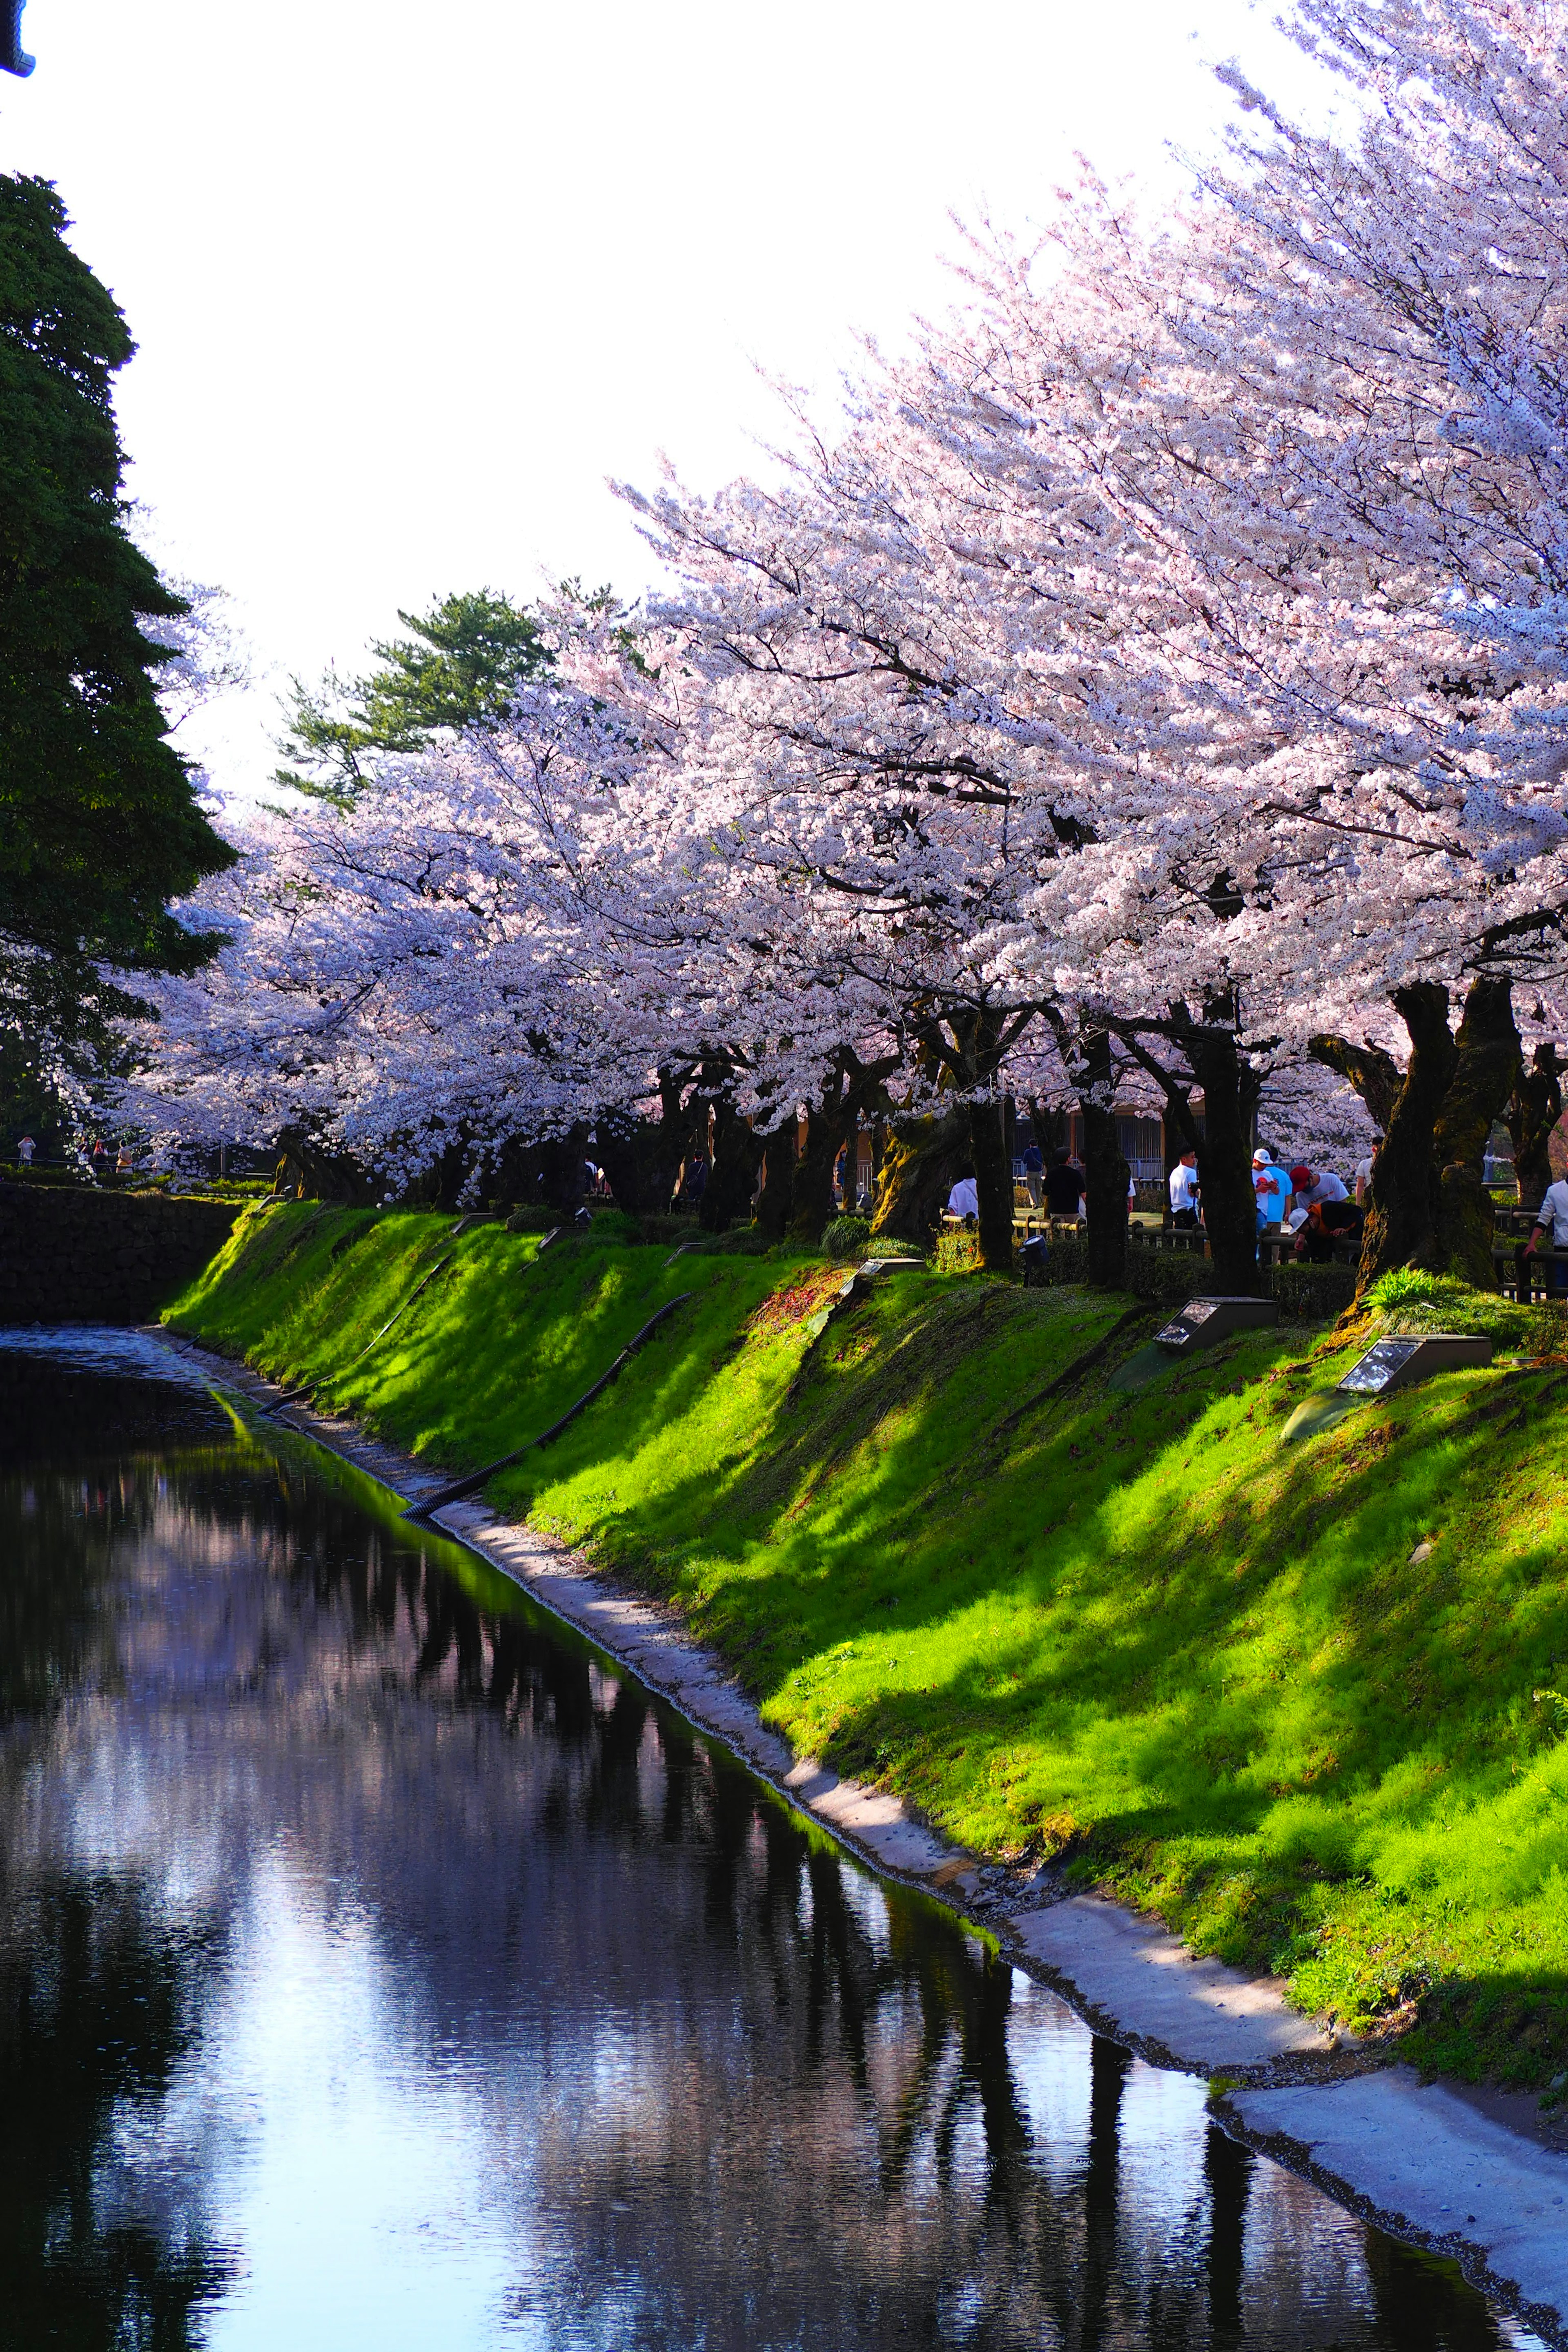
top-left (0, 1328), bottom-right (1543, 2352)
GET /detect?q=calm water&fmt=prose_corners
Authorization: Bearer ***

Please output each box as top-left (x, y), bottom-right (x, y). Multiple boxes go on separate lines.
top-left (0, 1330), bottom-right (1542, 2352)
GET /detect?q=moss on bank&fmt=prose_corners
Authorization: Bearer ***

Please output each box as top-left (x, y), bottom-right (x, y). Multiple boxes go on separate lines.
top-left (168, 1203), bottom-right (1568, 2092)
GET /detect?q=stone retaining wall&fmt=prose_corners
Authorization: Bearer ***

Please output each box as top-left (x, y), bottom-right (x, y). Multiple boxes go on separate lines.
top-left (0, 1182), bottom-right (240, 1325)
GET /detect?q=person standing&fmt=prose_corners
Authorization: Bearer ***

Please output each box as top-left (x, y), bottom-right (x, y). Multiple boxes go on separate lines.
top-left (1044, 1149), bottom-right (1085, 1221)
top-left (1022, 1138), bottom-right (1044, 1209)
top-left (1252, 1148), bottom-right (1289, 1232)
top-left (1525, 1174), bottom-right (1568, 1296)
top-left (16, 1134), bottom-right (34, 1167)
top-left (1169, 1149), bottom-right (1200, 1229)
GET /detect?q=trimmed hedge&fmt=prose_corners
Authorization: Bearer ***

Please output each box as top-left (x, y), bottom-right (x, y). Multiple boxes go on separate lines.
top-left (1029, 1235), bottom-right (1358, 1324)
top-left (1035, 1233), bottom-right (1206, 1308)
top-left (1271, 1260), bottom-right (1359, 1322)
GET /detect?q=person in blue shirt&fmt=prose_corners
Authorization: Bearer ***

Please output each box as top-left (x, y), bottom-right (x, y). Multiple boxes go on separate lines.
top-left (1252, 1148), bottom-right (1290, 1232)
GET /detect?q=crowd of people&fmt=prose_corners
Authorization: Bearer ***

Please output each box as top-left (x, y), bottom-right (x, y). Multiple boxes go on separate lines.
top-left (941, 1135), bottom-right (1383, 1266)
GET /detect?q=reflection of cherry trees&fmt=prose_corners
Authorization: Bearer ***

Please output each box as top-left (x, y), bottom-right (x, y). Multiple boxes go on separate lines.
top-left (0, 1381), bottom-right (1514, 2349)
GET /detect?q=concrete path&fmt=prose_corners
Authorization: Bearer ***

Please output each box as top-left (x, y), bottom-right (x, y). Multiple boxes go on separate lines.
top-left (154, 1326), bottom-right (1568, 2345)
top-left (1014, 1895), bottom-right (1342, 2071)
top-left (1227, 2070), bottom-right (1568, 2340)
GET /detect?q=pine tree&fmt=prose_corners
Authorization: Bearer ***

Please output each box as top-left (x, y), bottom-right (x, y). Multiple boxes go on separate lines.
top-left (0, 174), bottom-right (234, 1074)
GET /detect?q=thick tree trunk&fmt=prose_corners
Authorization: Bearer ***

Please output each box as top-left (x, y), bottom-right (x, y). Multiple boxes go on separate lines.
top-left (1076, 1033), bottom-right (1129, 1288)
top-left (699, 1095), bottom-right (763, 1232)
top-left (1314, 985), bottom-right (1453, 1288)
top-left (1317, 978), bottom-right (1519, 1293)
top-left (753, 1111), bottom-right (797, 1240)
top-left (1183, 1020), bottom-right (1262, 1294)
top-left (788, 1088), bottom-right (851, 1245)
top-left (969, 1096), bottom-right (1014, 1272)
top-left (1429, 978), bottom-right (1519, 1286)
top-left (1507, 1043), bottom-right (1561, 1213)
top-left (871, 1109), bottom-right (970, 1245)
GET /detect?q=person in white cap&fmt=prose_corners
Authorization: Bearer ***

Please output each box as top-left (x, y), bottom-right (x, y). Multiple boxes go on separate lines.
top-left (1252, 1147), bottom-right (1289, 1232)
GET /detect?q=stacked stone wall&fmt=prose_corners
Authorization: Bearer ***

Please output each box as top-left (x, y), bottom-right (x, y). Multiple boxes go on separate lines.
top-left (0, 1182), bottom-right (239, 1325)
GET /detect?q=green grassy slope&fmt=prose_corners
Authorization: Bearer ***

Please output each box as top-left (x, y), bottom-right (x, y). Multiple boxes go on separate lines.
top-left (168, 1203), bottom-right (1568, 2090)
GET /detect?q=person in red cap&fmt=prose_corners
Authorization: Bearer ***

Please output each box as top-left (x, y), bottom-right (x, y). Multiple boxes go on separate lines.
top-left (1289, 1163), bottom-right (1348, 1219)
top-left (1290, 1162), bottom-right (1360, 1261)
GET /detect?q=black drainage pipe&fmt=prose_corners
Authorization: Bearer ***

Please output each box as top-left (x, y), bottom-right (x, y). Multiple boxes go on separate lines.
top-left (403, 1291), bottom-right (695, 1521)
top-left (269, 1249), bottom-right (456, 1410)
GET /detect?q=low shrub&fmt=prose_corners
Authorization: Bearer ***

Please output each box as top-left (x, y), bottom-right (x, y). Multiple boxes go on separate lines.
top-left (1124, 1246), bottom-right (1209, 1308)
top-left (637, 1213), bottom-right (701, 1245)
top-left (821, 1214), bottom-right (872, 1261)
top-left (586, 1208), bottom-right (649, 1245)
top-left (670, 1226), bottom-right (776, 1258)
top-left (933, 1227), bottom-right (982, 1275)
top-left (503, 1206), bottom-right (557, 1234)
top-left (1038, 1233), bottom-right (1205, 1306)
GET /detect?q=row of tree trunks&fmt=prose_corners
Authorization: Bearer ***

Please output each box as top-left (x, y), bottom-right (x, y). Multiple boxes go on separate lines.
top-left (594, 1074), bottom-right (693, 1216)
top-left (1123, 998), bottom-right (1263, 1296)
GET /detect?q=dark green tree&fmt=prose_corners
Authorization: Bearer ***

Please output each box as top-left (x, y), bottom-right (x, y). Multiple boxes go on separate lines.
top-left (274, 586), bottom-right (553, 804)
top-left (0, 176), bottom-right (235, 1077)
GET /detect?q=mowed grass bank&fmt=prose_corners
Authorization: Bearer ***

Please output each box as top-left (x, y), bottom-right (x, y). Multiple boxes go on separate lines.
top-left (169, 1203), bottom-right (1568, 2090)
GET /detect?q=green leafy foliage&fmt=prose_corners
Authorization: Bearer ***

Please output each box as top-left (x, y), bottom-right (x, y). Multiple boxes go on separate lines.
top-left (821, 1214), bottom-right (871, 1261)
top-left (168, 1213), bottom-right (1568, 2089)
top-left (0, 174), bottom-right (234, 1068)
top-left (274, 588), bottom-right (552, 804)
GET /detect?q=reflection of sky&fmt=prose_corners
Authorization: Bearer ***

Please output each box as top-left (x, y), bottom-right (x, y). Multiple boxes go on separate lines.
top-left (147, 1857), bottom-right (531, 2352)
top-left (2, 1374), bottom-right (1548, 2352)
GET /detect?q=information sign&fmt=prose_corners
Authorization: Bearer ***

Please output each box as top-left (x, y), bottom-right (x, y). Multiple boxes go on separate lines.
top-left (1334, 1332), bottom-right (1492, 1399)
top-left (1154, 1296), bottom-right (1280, 1353)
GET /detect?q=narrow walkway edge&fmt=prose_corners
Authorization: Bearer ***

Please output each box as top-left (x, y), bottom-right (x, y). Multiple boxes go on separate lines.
top-left (154, 1326), bottom-right (1568, 2349)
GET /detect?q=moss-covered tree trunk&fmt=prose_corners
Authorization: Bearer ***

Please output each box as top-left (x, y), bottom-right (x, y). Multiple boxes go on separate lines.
top-left (595, 1070), bottom-right (694, 1215)
top-left (1430, 978), bottom-right (1520, 1287)
top-left (275, 1124), bottom-right (380, 1206)
top-left (787, 1081), bottom-right (852, 1247)
top-left (1507, 1044), bottom-right (1562, 1213)
top-left (699, 1094), bottom-right (763, 1232)
top-left (871, 1109), bottom-right (971, 1246)
top-left (1318, 978), bottom-right (1519, 1295)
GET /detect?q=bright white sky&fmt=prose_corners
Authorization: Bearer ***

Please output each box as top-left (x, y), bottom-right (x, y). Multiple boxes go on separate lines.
top-left (0, 0), bottom-right (1332, 797)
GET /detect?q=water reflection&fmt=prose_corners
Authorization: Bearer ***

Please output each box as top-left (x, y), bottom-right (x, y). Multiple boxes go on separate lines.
top-left (0, 1332), bottom-right (1541, 2352)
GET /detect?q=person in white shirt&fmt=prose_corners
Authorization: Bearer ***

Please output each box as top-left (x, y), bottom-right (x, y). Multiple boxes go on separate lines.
top-left (1252, 1148), bottom-right (1289, 1231)
top-left (1168, 1151), bottom-right (1200, 1227)
top-left (16, 1135), bottom-right (34, 1167)
top-left (947, 1174), bottom-right (980, 1222)
top-left (1355, 1138), bottom-right (1381, 1206)
top-left (1526, 1178), bottom-right (1568, 1294)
